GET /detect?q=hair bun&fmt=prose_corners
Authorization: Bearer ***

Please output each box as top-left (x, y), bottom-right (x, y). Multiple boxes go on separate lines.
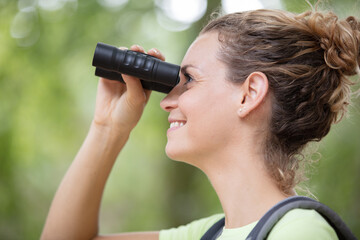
top-left (312, 12), bottom-right (360, 76)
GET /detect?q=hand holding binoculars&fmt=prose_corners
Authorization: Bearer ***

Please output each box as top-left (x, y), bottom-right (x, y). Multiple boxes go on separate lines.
top-left (92, 42), bottom-right (180, 94)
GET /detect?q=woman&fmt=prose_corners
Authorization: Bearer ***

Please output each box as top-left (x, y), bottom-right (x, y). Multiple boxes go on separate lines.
top-left (41, 7), bottom-right (359, 240)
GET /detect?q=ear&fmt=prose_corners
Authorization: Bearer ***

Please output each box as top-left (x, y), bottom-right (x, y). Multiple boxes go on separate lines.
top-left (237, 72), bottom-right (269, 118)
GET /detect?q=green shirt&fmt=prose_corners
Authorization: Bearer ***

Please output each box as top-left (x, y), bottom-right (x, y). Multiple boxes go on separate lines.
top-left (159, 209), bottom-right (338, 240)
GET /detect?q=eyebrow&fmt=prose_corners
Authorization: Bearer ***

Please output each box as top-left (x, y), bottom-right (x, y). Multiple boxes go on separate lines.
top-left (180, 64), bottom-right (197, 74)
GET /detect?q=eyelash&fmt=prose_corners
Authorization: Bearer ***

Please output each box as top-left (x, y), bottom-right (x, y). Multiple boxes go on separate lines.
top-left (183, 72), bottom-right (194, 85)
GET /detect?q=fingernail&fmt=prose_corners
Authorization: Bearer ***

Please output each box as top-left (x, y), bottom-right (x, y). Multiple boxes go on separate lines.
top-left (151, 48), bottom-right (159, 54)
top-left (134, 44), bottom-right (145, 52)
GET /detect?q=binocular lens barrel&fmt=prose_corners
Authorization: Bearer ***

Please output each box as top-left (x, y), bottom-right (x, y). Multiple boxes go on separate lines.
top-left (92, 42), bottom-right (180, 94)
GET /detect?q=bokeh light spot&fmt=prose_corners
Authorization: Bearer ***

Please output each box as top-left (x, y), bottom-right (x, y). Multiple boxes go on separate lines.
top-left (10, 7), bottom-right (40, 47)
top-left (97, 0), bottom-right (128, 11)
top-left (38, 0), bottom-right (65, 11)
top-left (221, 0), bottom-right (264, 13)
top-left (155, 0), bottom-right (207, 31)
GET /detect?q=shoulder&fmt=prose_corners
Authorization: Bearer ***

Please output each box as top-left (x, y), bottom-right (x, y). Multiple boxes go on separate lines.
top-left (159, 214), bottom-right (224, 240)
top-left (268, 209), bottom-right (338, 240)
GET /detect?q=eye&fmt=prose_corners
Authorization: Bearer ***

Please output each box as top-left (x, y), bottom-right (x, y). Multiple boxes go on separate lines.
top-left (184, 73), bottom-right (194, 85)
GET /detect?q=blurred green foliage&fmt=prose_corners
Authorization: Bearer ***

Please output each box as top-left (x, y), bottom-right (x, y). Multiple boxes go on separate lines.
top-left (0, 0), bottom-right (359, 239)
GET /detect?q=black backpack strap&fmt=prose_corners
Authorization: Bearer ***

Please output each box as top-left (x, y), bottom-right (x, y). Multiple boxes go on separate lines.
top-left (245, 196), bottom-right (357, 240)
top-left (200, 217), bottom-right (225, 240)
top-left (200, 196), bottom-right (357, 240)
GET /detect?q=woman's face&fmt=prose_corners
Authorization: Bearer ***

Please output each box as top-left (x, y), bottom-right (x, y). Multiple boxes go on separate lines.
top-left (160, 32), bottom-right (242, 165)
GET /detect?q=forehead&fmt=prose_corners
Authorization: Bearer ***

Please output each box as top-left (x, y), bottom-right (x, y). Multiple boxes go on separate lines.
top-left (181, 32), bottom-right (221, 68)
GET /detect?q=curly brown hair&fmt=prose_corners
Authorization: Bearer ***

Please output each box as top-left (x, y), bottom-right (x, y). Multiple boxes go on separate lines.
top-left (201, 9), bottom-right (360, 195)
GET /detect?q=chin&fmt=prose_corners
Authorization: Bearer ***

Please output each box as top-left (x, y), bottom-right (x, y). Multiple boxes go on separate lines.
top-left (165, 144), bottom-right (204, 169)
top-left (165, 144), bottom-right (182, 161)
top-left (165, 143), bottom-right (191, 162)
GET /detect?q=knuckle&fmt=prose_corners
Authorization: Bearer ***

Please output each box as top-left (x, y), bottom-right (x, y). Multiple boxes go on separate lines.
top-left (128, 93), bottom-right (147, 108)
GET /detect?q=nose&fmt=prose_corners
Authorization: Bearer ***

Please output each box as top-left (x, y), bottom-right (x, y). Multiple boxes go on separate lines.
top-left (160, 85), bottom-right (181, 112)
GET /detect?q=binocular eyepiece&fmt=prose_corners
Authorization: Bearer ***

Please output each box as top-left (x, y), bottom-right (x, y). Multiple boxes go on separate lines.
top-left (92, 42), bottom-right (180, 94)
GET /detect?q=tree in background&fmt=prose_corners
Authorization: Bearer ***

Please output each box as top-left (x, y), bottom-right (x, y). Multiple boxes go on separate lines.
top-left (0, 0), bottom-right (359, 239)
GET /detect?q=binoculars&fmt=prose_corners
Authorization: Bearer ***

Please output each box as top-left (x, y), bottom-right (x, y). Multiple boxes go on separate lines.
top-left (92, 42), bottom-right (180, 94)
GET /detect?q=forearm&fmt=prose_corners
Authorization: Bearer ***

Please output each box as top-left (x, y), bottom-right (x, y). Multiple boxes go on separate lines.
top-left (41, 122), bottom-right (130, 240)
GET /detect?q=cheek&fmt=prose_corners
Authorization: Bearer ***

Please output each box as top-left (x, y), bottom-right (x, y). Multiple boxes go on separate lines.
top-left (193, 102), bottom-right (235, 140)
top-left (165, 85), bottom-right (239, 161)
top-left (180, 90), bottom-right (237, 144)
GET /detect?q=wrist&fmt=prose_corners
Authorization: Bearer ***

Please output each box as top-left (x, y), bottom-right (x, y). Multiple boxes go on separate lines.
top-left (89, 120), bottom-right (131, 147)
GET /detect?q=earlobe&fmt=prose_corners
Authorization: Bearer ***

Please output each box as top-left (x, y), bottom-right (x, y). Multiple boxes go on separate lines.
top-left (237, 106), bottom-right (246, 116)
top-left (237, 72), bottom-right (269, 117)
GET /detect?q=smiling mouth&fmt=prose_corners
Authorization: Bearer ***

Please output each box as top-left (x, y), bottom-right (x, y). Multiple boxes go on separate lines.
top-left (169, 121), bottom-right (186, 129)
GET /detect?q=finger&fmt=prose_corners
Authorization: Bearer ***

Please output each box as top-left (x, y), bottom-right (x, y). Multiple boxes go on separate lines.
top-left (98, 77), bottom-right (126, 97)
top-left (147, 48), bottom-right (165, 61)
top-left (122, 74), bottom-right (147, 105)
top-left (130, 44), bottom-right (145, 53)
top-left (99, 77), bottom-right (124, 87)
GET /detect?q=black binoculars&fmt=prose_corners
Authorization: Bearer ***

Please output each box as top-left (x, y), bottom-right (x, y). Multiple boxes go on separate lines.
top-left (92, 42), bottom-right (180, 94)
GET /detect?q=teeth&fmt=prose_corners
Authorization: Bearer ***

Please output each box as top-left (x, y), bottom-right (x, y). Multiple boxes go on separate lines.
top-left (170, 121), bottom-right (185, 129)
